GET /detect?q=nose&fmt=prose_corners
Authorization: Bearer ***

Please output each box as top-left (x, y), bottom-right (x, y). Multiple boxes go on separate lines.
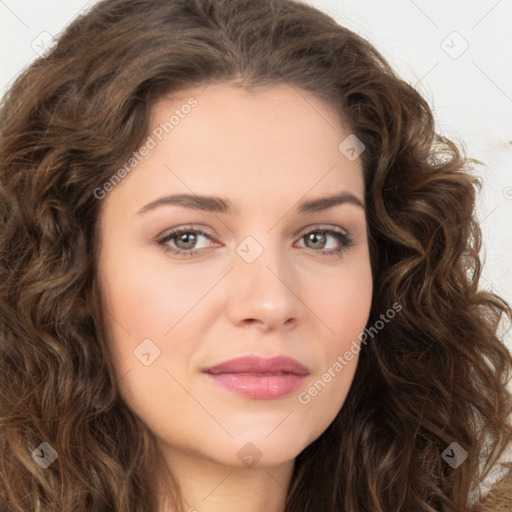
top-left (226, 236), bottom-right (302, 331)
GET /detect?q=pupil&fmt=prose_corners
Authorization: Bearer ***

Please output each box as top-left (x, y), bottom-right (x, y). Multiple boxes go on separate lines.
top-left (178, 233), bottom-right (195, 249)
top-left (308, 232), bottom-right (325, 249)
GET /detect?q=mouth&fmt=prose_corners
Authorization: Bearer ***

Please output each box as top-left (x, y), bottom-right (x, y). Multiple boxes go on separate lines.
top-left (203, 355), bottom-right (309, 399)
top-left (203, 354), bottom-right (309, 376)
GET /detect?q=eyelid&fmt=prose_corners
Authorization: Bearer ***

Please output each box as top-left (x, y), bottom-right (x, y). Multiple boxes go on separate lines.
top-left (155, 223), bottom-right (217, 243)
top-left (156, 223), bottom-right (349, 240)
top-left (295, 223), bottom-right (349, 237)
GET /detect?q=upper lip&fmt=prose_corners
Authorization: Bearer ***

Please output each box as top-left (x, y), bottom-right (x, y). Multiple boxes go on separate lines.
top-left (203, 355), bottom-right (309, 376)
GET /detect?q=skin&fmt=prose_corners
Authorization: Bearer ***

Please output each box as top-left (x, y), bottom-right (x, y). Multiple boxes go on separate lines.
top-left (96, 82), bottom-right (373, 512)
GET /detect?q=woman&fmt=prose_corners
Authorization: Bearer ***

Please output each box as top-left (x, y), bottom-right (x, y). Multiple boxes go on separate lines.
top-left (1, 0), bottom-right (511, 510)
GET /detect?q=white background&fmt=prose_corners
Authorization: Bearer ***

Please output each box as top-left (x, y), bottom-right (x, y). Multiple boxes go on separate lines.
top-left (1, 0), bottom-right (511, 351)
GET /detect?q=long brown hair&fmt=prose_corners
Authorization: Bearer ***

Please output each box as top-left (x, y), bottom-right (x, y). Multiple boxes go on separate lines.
top-left (1, 0), bottom-right (511, 510)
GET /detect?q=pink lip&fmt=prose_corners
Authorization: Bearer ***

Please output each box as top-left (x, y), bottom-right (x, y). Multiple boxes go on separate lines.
top-left (203, 355), bottom-right (309, 400)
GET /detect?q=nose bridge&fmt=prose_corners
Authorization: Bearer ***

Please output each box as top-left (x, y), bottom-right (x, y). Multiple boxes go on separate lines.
top-left (235, 229), bottom-right (288, 284)
top-left (228, 228), bottom-right (300, 326)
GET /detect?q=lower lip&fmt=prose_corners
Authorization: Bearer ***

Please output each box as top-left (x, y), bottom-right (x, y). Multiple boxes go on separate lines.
top-left (204, 373), bottom-right (308, 399)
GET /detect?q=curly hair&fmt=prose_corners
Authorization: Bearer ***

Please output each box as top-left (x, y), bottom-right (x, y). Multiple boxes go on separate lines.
top-left (1, 0), bottom-right (511, 510)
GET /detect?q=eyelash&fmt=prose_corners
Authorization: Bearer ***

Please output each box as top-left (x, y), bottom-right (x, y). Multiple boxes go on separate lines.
top-left (155, 224), bottom-right (354, 258)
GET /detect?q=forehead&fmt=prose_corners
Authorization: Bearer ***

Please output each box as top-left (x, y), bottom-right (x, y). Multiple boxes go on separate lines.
top-left (150, 82), bottom-right (346, 144)
top-left (103, 82), bottom-right (365, 216)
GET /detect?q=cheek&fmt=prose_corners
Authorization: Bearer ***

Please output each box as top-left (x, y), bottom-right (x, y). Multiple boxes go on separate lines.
top-left (297, 262), bottom-right (372, 437)
top-left (98, 248), bottom-right (226, 404)
top-left (99, 247), bottom-right (209, 341)
top-left (316, 259), bottom-right (373, 349)
top-left (98, 259), bottom-right (201, 426)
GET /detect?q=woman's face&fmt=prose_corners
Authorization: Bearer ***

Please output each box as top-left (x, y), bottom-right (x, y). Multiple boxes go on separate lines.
top-left (96, 82), bottom-right (372, 471)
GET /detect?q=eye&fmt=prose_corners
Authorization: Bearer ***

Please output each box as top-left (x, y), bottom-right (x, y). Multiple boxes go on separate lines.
top-left (295, 226), bottom-right (353, 255)
top-left (156, 226), bottom-right (217, 257)
top-left (155, 224), bottom-right (354, 257)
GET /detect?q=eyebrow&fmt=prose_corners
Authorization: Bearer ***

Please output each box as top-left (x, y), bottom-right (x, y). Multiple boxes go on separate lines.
top-left (136, 191), bottom-right (364, 216)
